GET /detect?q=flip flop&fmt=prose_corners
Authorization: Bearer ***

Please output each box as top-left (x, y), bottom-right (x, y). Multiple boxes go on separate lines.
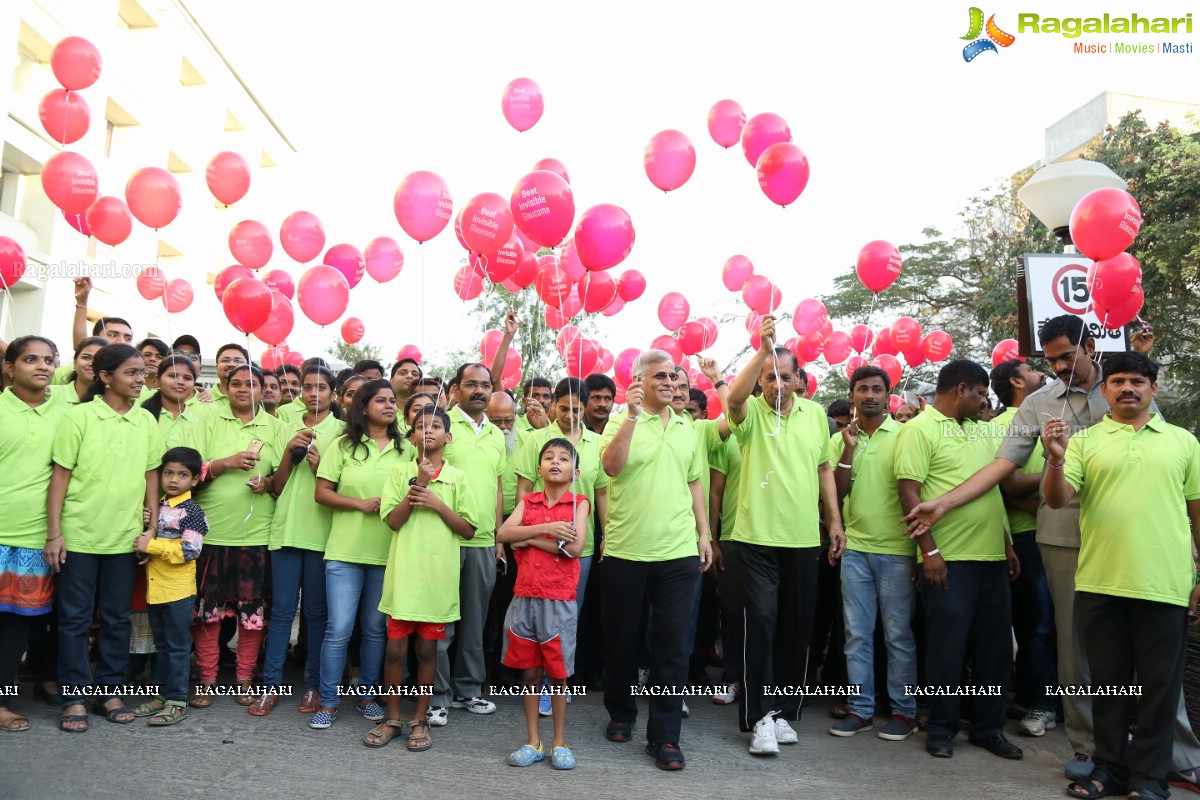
top-left (0, 708), bottom-right (31, 732)
top-left (59, 712), bottom-right (88, 733)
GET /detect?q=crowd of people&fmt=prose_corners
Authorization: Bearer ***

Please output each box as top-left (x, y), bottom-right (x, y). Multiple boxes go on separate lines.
top-left (1, 281), bottom-right (1197, 796)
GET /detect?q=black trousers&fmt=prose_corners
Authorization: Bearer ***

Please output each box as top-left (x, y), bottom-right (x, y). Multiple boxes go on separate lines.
top-left (602, 555), bottom-right (698, 745)
top-left (737, 543), bottom-right (820, 730)
top-left (716, 540), bottom-right (745, 687)
top-left (0, 612), bottom-right (36, 707)
top-left (920, 560), bottom-right (1011, 740)
top-left (1077, 591), bottom-right (1186, 795)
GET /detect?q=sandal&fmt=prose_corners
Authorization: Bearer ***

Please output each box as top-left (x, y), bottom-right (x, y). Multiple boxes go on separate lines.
top-left (189, 681), bottom-right (215, 709)
top-left (363, 719), bottom-right (405, 748)
top-left (298, 688), bottom-right (322, 714)
top-left (550, 745), bottom-right (576, 770)
top-left (92, 699), bottom-right (135, 724)
top-left (147, 701), bottom-right (188, 727)
top-left (507, 742), bottom-right (545, 767)
top-left (0, 708), bottom-right (31, 732)
top-left (247, 693), bottom-right (277, 716)
top-left (407, 719), bottom-right (432, 751)
top-left (235, 680), bottom-right (255, 707)
top-left (60, 704), bottom-right (88, 733)
top-left (133, 698), bottom-right (166, 717)
top-left (33, 681), bottom-right (63, 707)
top-left (1067, 769), bottom-right (1127, 799)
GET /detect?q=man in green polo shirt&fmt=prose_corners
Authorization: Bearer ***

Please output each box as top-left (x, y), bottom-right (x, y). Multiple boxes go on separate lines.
top-left (726, 315), bottom-right (844, 756)
top-left (599, 349), bottom-right (712, 771)
top-left (829, 364), bottom-right (917, 741)
top-left (895, 359), bottom-right (1022, 761)
top-left (1042, 351), bottom-right (1200, 800)
top-left (207, 344), bottom-right (250, 406)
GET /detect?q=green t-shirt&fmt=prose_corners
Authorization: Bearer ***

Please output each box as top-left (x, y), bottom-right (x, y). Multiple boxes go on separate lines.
top-left (52, 364), bottom-right (74, 385)
top-left (319, 434), bottom-right (414, 565)
top-left (728, 396), bottom-right (833, 548)
top-left (443, 407), bottom-right (506, 548)
top-left (156, 406), bottom-right (208, 452)
top-left (191, 407), bottom-right (288, 546)
top-left (501, 425), bottom-right (528, 517)
top-left (992, 407), bottom-right (1043, 534)
top-left (275, 397), bottom-right (306, 425)
top-left (51, 397), bottom-right (161, 554)
top-left (1066, 413), bottom-right (1200, 606)
top-left (831, 415), bottom-right (913, 556)
top-left (894, 406), bottom-right (1007, 562)
top-left (49, 383), bottom-right (84, 406)
top-left (0, 389), bottom-right (70, 549)
top-left (514, 424), bottom-right (609, 558)
top-left (599, 410), bottom-right (705, 561)
top-left (378, 460), bottom-right (477, 622)
top-left (691, 418), bottom-right (723, 520)
top-left (269, 413), bottom-right (346, 551)
top-left (710, 434), bottom-right (743, 540)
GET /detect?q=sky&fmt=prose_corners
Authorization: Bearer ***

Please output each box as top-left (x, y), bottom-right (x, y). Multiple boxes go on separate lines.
top-left (190, 0), bottom-right (1199, 376)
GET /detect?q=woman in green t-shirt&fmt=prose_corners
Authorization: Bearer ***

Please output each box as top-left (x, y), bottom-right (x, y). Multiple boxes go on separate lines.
top-left (141, 355), bottom-right (204, 450)
top-left (56, 337), bottom-right (105, 406)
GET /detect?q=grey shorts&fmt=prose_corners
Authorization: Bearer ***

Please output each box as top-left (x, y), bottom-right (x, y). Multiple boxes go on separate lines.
top-left (502, 596), bottom-right (578, 679)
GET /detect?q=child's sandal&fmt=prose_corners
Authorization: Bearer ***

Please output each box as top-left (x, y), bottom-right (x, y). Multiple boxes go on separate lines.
top-left (133, 697), bottom-right (166, 717)
top-left (147, 701), bottom-right (188, 727)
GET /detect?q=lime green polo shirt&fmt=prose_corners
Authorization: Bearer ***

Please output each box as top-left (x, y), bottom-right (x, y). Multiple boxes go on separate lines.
top-left (378, 460), bottom-right (478, 622)
top-left (319, 434), bottom-right (414, 565)
top-left (894, 406), bottom-right (1007, 561)
top-left (269, 413), bottom-right (346, 551)
top-left (692, 418), bottom-right (723, 519)
top-left (443, 407), bottom-right (506, 549)
top-left (599, 410), bottom-right (705, 562)
top-left (49, 383), bottom-right (84, 406)
top-left (992, 407), bottom-right (1043, 535)
top-left (728, 396), bottom-right (833, 549)
top-left (517, 414), bottom-right (536, 435)
top-left (156, 406), bottom-right (208, 452)
top-left (831, 415), bottom-right (913, 556)
top-left (52, 364), bottom-right (73, 385)
top-left (710, 434), bottom-right (743, 540)
top-left (275, 397), bottom-right (306, 425)
top-left (501, 425), bottom-right (528, 518)
top-left (51, 397), bottom-right (161, 554)
top-left (1066, 413), bottom-right (1200, 607)
top-left (192, 407), bottom-right (288, 546)
top-left (514, 424), bottom-right (608, 558)
top-left (0, 389), bottom-right (70, 549)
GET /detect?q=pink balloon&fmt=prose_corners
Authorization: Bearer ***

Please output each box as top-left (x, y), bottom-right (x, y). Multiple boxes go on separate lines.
top-left (722, 255), bottom-right (754, 292)
top-left (41, 151), bottom-right (98, 213)
top-left (578, 271), bottom-right (618, 314)
top-left (228, 220), bottom-right (273, 270)
top-left (889, 395), bottom-right (905, 414)
top-left (792, 299), bottom-right (829, 337)
top-left (263, 269), bottom-right (295, 300)
top-left (617, 269), bottom-right (646, 302)
top-left (365, 237), bottom-right (404, 283)
top-left (849, 324), bottom-right (873, 353)
top-left (322, 243), bottom-right (365, 289)
top-left (396, 345), bottom-right (422, 364)
top-left (891, 317), bottom-right (922, 351)
top-left (544, 304), bottom-right (573, 330)
top-left (284, 351), bottom-right (305, 368)
top-left (650, 334), bottom-right (684, 365)
top-left (280, 211), bottom-right (326, 263)
top-left (254, 291), bottom-right (294, 346)
top-left (512, 249), bottom-right (540, 289)
top-left (872, 354), bottom-right (903, 388)
top-left (84, 196), bottom-right (132, 246)
top-left (1070, 188), bottom-right (1142, 262)
top-left (136, 266), bottom-right (165, 300)
top-left (531, 158), bottom-right (570, 183)
top-left (50, 37), bottom-right (102, 90)
top-left (845, 355), bottom-right (868, 381)
top-left (38, 89), bottom-right (90, 144)
top-left (261, 346), bottom-right (287, 372)
top-left (991, 338), bottom-right (1024, 367)
top-left (454, 264), bottom-right (485, 301)
top-left (452, 207), bottom-right (469, 251)
top-left (535, 263), bottom-right (572, 307)
top-left (563, 338), bottom-right (600, 378)
top-left (742, 275), bottom-right (774, 314)
top-left (205, 151), bottom-right (251, 205)
top-left (1088, 252), bottom-right (1143, 311)
top-left (556, 325), bottom-right (583, 357)
top-left (597, 348), bottom-right (615, 374)
top-left (63, 209), bottom-right (90, 236)
top-left (658, 292), bottom-right (691, 331)
top-left (394, 171), bottom-right (453, 243)
top-left (501, 77), bottom-right (544, 132)
top-left (222, 277), bottom-right (273, 334)
top-left (1092, 283), bottom-right (1144, 330)
top-left (559, 239), bottom-right (587, 281)
top-left (297, 264), bottom-right (350, 326)
top-left (922, 330), bottom-right (953, 362)
top-left (679, 321), bottom-right (706, 355)
top-left (756, 143), bottom-right (810, 207)
top-left (161, 278), bottom-right (192, 313)
top-left (500, 349), bottom-right (523, 390)
top-left (903, 345), bottom-right (927, 369)
top-left (125, 167), bottom-right (181, 229)
top-left (644, 130), bottom-right (697, 192)
top-left (461, 192), bottom-right (515, 255)
top-left (574, 204), bottom-right (634, 271)
top-left (601, 296), bottom-right (625, 317)
top-left (511, 170), bottom-right (574, 248)
top-left (698, 317), bottom-right (719, 349)
top-left (214, 265), bottom-right (254, 302)
top-left (340, 317), bottom-right (365, 345)
top-left (856, 240), bottom-right (903, 293)
top-left (823, 331), bottom-right (852, 365)
top-left (615, 348), bottom-right (641, 384)
top-left (745, 311), bottom-right (764, 335)
top-left (872, 327), bottom-right (899, 357)
top-left (740, 112), bottom-right (791, 167)
top-left (473, 234), bottom-right (523, 283)
top-left (707, 99), bottom-right (746, 149)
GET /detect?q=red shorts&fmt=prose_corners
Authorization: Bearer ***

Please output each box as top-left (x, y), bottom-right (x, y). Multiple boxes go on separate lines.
top-left (387, 618), bottom-right (449, 641)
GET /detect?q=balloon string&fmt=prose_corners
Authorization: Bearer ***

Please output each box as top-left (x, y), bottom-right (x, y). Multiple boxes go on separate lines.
top-left (242, 333), bottom-right (261, 532)
top-left (0, 270), bottom-right (20, 341)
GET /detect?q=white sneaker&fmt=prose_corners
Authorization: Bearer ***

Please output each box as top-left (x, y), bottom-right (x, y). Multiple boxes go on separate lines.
top-left (452, 696), bottom-right (496, 715)
top-left (1020, 708), bottom-right (1057, 737)
top-left (637, 668), bottom-right (650, 687)
top-left (774, 718), bottom-right (798, 745)
top-left (425, 705), bottom-right (448, 727)
top-left (682, 700), bottom-right (690, 718)
top-left (712, 683), bottom-right (741, 705)
top-left (749, 712), bottom-right (780, 755)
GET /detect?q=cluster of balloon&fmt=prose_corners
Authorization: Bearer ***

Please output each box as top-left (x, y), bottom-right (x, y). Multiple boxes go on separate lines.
top-left (40, 38), bottom-right (101, 230)
top-left (476, 329), bottom-right (526, 389)
top-left (991, 338), bottom-right (1024, 367)
top-left (133, 262), bottom-right (193, 314)
top-left (710, 107), bottom-right (810, 208)
top-left (1071, 188), bottom-right (1145, 329)
top-left (717, 255), bottom-right (783, 318)
top-left (260, 345), bottom-right (303, 371)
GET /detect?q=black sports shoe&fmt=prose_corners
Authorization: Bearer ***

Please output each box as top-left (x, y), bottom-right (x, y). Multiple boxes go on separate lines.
top-left (647, 742), bottom-right (685, 771)
top-left (605, 719), bottom-right (631, 742)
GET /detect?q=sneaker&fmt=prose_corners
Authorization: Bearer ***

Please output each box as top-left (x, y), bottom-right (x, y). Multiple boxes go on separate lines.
top-left (712, 683), bottom-right (741, 705)
top-left (538, 692), bottom-right (552, 717)
top-left (774, 718), bottom-right (798, 745)
top-left (647, 741), bottom-right (686, 770)
top-left (452, 696), bottom-right (496, 715)
top-left (829, 714), bottom-right (874, 737)
top-left (1167, 767), bottom-right (1200, 794)
top-left (605, 719), bottom-right (632, 742)
top-left (1064, 752), bottom-right (1095, 781)
top-left (681, 700), bottom-right (689, 719)
top-left (750, 712), bottom-right (780, 755)
top-left (1019, 708), bottom-right (1057, 737)
top-left (425, 705), bottom-right (448, 727)
top-left (637, 668), bottom-right (650, 687)
top-left (877, 715), bottom-right (916, 741)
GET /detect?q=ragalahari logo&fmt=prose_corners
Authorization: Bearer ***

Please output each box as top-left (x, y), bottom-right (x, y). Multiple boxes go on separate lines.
top-left (962, 8), bottom-right (1016, 61)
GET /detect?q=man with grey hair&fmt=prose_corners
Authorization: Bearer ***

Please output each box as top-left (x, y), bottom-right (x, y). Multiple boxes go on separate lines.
top-left (599, 349), bottom-right (713, 771)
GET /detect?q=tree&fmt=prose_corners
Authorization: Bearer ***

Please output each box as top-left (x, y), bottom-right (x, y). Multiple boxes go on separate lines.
top-left (325, 339), bottom-right (382, 368)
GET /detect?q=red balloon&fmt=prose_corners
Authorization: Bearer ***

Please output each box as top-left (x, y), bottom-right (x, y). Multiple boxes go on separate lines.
top-left (563, 338), bottom-right (600, 378)
top-left (396, 345), bottom-right (422, 364)
top-left (163, 279), bottom-right (193, 313)
top-left (475, 234), bottom-right (522, 282)
top-left (578, 271), bottom-right (618, 314)
top-left (756, 142), bottom-right (810, 207)
top-left (205, 151), bottom-right (251, 205)
top-left (261, 346), bottom-right (287, 372)
top-left (556, 326), bottom-right (583, 357)
top-left (394, 171), bottom-right (453, 244)
top-left (50, 37), bottom-right (102, 90)
top-left (845, 355), bottom-right (868, 381)
top-left (38, 89), bottom-right (90, 144)
top-left (871, 327), bottom-right (899, 357)
top-left (136, 266), bottom-right (165, 300)
top-left (280, 211), bottom-right (326, 263)
top-left (214, 265), bottom-right (254, 302)
top-left (658, 292), bottom-right (690, 331)
top-left (254, 291), bottom-right (294, 345)
top-left (1069, 187), bottom-right (1142, 261)
top-left (461, 192), bottom-right (515, 255)
top-left (617, 269), bottom-right (646, 302)
top-left (574, 204), bottom-right (634, 271)
top-left (0, 237), bottom-right (27, 290)
top-left (707, 99), bottom-right (746, 149)
top-left (85, 196), bottom-right (132, 246)
top-left (823, 331), bottom-right (852, 365)
top-left (872, 355), bottom-right (903, 388)
top-left (792, 298), bottom-right (829, 337)
top-left (644, 130), bottom-right (697, 192)
top-left (922, 330), bottom-right (953, 362)
top-left (891, 317), bottom-right (923, 351)
top-left (535, 263), bottom-right (572, 307)
top-left (740, 112), bottom-right (791, 167)
top-left (284, 351), bottom-right (305, 368)
top-left (698, 317), bottom-right (719, 349)
top-left (297, 264), bottom-right (350, 326)
top-left (510, 170), bottom-right (574, 248)
top-left (500, 349), bottom-right (523, 389)
top-left (452, 207), bottom-right (469, 251)
top-left (559, 239), bottom-right (587, 281)
top-left (62, 209), bottom-right (90, 236)
top-left (679, 321), bottom-right (706, 355)
top-left (856, 240), bottom-right (903, 293)
top-left (597, 348), bottom-right (615, 374)
top-left (41, 151), bottom-right (98, 213)
top-left (849, 324), bottom-right (873, 354)
top-left (742, 275), bottom-right (774, 313)
top-left (228, 220), bottom-right (273, 270)
top-left (341, 317), bottom-right (365, 344)
top-left (454, 264), bottom-right (485, 301)
top-left (601, 296), bottom-right (626, 317)
top-left (1093, 283), bottom-right (1144, 330)
top-left (222, 277), bottom-right (273, 334)
top-left (991, 338), bottom-right (1024, 367)
top-left (501, 77), bottom-right (544, 132)
top-left (903, 344), bottom-right (927, 369)
top-left (889, 395), bottom-right (905, 414)
top-left (364, 236), bottom-right (404, 283)
top-left (1088, 252), bottom-right (1143, 311)
top-left (323, 243), bottom-right (365, 289)
top-left (705, 389), bottom-right (722, 419)
top-left (650, 334), bottom-right (684, 364)
top-left (806, 375), bottom-right (818, 400)
top-left (125, 167), bottom-right (181, 229)
top-left (511, 248), bottom-right (540, 289)
top-left (263, 269), bottom-right (294, 300)
top-left (532, 158), bottom-right (570, 183)
top-left (722, 255), bottom-right (754, 292)
top-left (544, 304), bottom-right (576, 330)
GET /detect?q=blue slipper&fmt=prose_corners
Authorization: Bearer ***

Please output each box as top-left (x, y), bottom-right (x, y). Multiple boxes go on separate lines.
top-left (507, 742), bottom-right (545, 767)
top-left (550, 745), bottom-right (576, 770)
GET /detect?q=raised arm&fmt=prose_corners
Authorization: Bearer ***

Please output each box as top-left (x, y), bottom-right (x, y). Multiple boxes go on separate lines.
top-left (728, 317), bottom-right (776, 425)
top-left (71, 278), bottom-right (91, 349)
top-left (490, 311), bottom-right (518, 390)
top-left (601, 381), bottom-right (642, 477)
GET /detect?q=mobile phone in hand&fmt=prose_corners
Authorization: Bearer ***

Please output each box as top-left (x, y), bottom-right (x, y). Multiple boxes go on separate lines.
top-left (246, 438), bottom-right (265, 456)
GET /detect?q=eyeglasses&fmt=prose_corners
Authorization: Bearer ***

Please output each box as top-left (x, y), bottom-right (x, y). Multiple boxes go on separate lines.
top-left (121, 369), bottom-right (149, 378)
top-left (170, 349), bottom-right (201, 362)
top-left (490, 416), bottom-right (516, 426)
top-left (218, 357), bottom-right (246, 365)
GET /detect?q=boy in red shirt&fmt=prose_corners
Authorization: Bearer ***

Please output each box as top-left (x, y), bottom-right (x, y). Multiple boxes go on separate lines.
top-left (498, 438), bottom-right (590, 770)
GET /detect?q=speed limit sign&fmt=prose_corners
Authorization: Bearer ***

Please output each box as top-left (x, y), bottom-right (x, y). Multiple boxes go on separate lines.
top-left (1022, 254), bottom-right (1129, 355)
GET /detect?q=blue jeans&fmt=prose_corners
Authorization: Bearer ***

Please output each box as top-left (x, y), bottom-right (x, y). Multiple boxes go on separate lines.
top-left (840, 549), bottom-right (917, 719)
top-left (57, 551), bottom-right (136, 705)
top-left (1009, 531), bottom-right (1059, 712)
top-left (576, 556), bottom-right (592, 617)
top-left (319, 561), bottom-right (386, 710)
top-left (148, 596), bottom-right (194, 702)
top-left (263, 547), bottom-right (327, 690)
